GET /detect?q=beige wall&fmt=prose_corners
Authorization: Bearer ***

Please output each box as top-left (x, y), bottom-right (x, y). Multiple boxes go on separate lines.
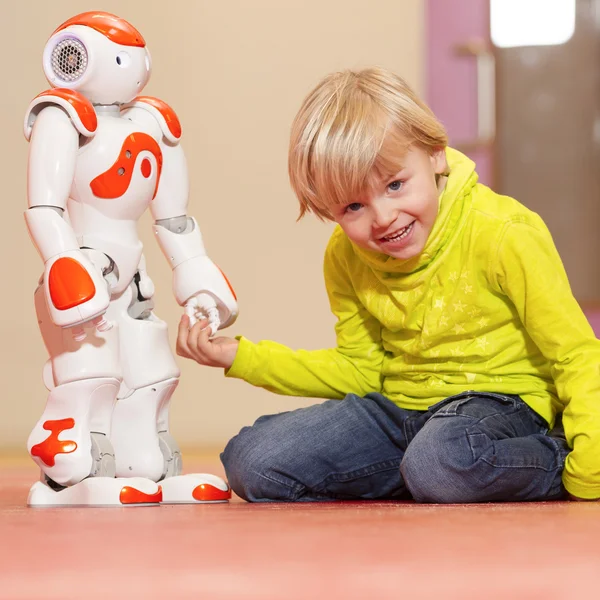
top-left (1, 1), bottom-right (423, 454)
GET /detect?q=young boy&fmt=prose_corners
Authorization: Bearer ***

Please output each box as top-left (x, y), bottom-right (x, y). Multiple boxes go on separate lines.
top-left (176, 67), bottom-right (600, 503)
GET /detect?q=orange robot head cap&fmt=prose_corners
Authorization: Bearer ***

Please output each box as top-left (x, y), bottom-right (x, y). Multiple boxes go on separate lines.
top-left (52, 11), bottom-right (146, 48)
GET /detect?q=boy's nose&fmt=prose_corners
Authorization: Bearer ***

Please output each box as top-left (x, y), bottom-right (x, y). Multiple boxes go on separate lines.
top-left (373, 203), bottom-right (398, 230)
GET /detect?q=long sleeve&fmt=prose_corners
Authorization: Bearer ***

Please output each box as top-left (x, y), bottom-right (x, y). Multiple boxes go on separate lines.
top-left (225, 230), bottom-right (385, 399)
top-left (493, 216), bottom-right (600, 499)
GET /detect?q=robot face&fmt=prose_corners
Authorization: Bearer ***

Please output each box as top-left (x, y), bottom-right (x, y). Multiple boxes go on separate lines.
top-left (43, 13), bottom-right (151, 105)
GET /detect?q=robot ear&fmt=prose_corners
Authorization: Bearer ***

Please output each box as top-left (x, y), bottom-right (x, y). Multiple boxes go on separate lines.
top-left (43, 32), bottom-right (89, 88)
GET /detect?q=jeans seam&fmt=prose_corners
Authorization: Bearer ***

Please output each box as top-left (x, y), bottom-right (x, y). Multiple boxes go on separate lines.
top-left (315, 458), bottom-right (402, 491)
top-left (403, 413), bottom-right (420, 442)
top-left (255, 470), bottom-right (306, 501)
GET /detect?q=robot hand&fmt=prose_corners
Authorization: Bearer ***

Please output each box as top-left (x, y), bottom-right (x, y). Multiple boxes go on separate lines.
top-left (185, 293), bottom-right (220, 336)
top-left (42, 249), bottom-right (112, 337)
top-left (172, 255), bottom-right (238, 334)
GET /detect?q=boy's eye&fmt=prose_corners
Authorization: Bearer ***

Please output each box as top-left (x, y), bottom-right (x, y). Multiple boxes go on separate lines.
top-left (345, 203), bottom-right (363, 213)
top-left (388, 180), bottom-right (403, 192)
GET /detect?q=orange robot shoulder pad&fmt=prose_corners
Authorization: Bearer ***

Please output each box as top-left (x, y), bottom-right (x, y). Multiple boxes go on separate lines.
top-left (122, 96), bottom-right (182, 144)
top-left (24, 88), bottom-right (97, 141)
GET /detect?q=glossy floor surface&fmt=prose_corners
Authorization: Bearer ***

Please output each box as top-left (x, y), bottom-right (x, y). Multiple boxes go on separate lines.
top-left (2, 455), bottom-right (600, 600)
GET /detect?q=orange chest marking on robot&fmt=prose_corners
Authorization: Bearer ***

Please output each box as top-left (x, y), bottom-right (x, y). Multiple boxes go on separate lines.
top-left (90, 132), bottom-right (163, 200)
top-left (30, 418), bottom-right (78, 467)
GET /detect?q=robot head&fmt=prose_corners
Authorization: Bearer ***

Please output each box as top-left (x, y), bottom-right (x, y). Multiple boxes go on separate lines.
top-left (42, 11), bottom-right (152, 105)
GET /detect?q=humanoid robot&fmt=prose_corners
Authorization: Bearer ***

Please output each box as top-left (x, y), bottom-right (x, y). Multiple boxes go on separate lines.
top-left (24, 11), bottom-right (238, 506)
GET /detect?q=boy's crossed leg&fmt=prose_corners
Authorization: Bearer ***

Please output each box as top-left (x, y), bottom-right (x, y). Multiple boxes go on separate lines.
top-left (221, 392), bottom-right (569, 503)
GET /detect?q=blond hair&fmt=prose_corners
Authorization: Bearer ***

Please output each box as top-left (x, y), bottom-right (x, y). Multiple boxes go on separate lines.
top-left (288, 67), bottom-right (448, 220)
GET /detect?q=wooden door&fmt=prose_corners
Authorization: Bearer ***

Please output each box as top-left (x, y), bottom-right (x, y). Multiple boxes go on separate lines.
top-left (495, 0), bottom-right (600, 301)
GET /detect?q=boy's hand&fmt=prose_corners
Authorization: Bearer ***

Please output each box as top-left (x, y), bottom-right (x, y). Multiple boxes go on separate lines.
top-left (176, 314), bottom-right (239, 369)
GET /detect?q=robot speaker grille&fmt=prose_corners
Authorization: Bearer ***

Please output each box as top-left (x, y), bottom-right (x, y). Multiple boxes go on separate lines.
top-left (50, 38), bottom-right (88, 83)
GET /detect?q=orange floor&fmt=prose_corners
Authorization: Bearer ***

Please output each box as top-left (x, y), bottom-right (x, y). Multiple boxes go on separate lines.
top-left (2, 455), bottom-right (600, 600)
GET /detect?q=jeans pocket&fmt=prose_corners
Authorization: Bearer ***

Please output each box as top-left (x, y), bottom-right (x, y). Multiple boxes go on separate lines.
top-left (428, 391), bottom-right (524, 418)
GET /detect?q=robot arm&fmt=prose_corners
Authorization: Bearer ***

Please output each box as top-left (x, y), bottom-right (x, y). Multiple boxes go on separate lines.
top-left (25, 101), bottom-right (110, 330)
top-left (122, 98), bottom-right (238, 334)
top-left (153, 213), bottom-right (238, 333)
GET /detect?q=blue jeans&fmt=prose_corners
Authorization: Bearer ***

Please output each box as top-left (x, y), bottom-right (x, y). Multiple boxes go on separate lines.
top-left (220, 392), bottom-right (570, 503)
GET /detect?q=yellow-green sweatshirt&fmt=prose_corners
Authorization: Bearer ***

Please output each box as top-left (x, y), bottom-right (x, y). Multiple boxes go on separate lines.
top-left (226, 148), bottom-right (600, 499)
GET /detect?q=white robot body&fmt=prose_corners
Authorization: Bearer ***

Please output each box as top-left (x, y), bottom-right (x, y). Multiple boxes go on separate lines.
top-left (24, 12), bottom-right (236, 506)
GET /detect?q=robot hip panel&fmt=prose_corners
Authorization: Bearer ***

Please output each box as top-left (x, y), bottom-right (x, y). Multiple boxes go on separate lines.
top-left (108, 285), bottom-right (180, 391)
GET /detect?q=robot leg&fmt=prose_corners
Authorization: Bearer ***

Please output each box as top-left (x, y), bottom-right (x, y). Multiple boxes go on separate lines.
top-left (110, 273), bottom-right (231, 502)
top-left (112, 378), bottom-right (181, 481)
top-left (27, 266), bottom-right (162, 507)
top-left (27, 377), bottom-right (120, 487)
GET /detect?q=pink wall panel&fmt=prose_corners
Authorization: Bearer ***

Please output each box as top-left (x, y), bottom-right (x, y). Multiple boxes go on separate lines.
top-left (425, 0), bottom-right (492, 186)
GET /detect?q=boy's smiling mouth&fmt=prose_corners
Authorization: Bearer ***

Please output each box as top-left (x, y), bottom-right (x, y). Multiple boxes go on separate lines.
top-left (379, 221), bottom-right (415, 243)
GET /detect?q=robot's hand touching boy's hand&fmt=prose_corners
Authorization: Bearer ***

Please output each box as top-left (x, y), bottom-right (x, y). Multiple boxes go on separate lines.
top-left (171, 253), bottom-right (238, 337)
top-left (153, 216), bottom-right (238, 338)
top-left (176, 313), bottom-right (240, 369)
top-left (174, 259), bottom-right (240, 369)
top-left (185, 293), bottom-right (221, 336)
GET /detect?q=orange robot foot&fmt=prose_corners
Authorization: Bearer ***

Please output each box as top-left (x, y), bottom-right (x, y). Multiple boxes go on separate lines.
top-left (27, 477), bottom-right (162, 507)
top-left (160, 474), bottom-right (231, 504)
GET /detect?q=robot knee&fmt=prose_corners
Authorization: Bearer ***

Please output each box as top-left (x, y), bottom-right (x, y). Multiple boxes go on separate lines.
top-left (115, 449), bottom-right (164, 482)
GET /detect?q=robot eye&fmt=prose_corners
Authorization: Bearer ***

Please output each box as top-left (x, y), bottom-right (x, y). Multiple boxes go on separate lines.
top-left (116, 51), bottom-right (131, 68)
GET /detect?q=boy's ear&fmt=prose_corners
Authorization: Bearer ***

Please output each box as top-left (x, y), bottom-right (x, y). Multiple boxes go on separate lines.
top-left (430, 147), bottom-right (448, 175)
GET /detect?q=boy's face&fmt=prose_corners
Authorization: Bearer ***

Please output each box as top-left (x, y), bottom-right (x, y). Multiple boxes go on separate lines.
top-left (329, 145), bottom-right (447, 261)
